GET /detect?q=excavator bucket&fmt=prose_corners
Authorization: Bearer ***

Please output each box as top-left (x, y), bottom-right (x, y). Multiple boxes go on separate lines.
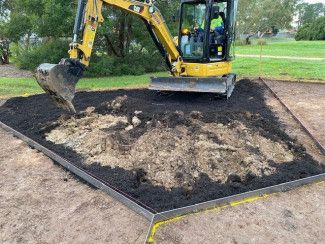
top-left (35, 59), bottom-right (84, 113)
top-left (149, 74), bottom-right (236, 98)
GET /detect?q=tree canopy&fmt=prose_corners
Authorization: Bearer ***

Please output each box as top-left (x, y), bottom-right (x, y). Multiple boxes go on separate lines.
top-left (296, 16), bottom-right (325, 40)
top-left (0, 0), bottom-right (75, 42)
top-left (296, 2), bottom-right (325, 27)
top-left (0, 0), bottom-right (303, 73)
top-left (237, 0), bottom-right (297, 38)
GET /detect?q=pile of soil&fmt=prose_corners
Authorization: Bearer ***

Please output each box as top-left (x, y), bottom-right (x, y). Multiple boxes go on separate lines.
top-left (46, 104), bottom-right (294, 190)
top-left (0, 79), bottom-right (324, 211)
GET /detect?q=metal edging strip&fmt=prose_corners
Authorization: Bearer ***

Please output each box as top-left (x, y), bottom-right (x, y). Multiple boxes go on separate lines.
top-left (151, 173), bottom-right (325, 223)
top-left (0, 121), bottom-right (155, 221)
top-left (151, 79), bottom-right (325, 223)
top-left (260, 78), bottom-right (325, 155)
top-left (144, 79), bottom-right (325, 243)
top-left (2, 80), bottom-right (325, 244)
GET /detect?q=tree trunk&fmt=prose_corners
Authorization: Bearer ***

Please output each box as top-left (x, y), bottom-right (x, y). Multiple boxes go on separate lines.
top-left (125, 17), bottom-right (132, 54)
top-left (0, 40), bottom-right (10, 65)
top-left (245, 34), bottom-right (253, 45)
top-left (2, 50), bottom-right (9, 64)
top-left (118, 13), bottom-right (126, 57)
top-left (104, 34), bottom-right (122, 57)
top-left (25, 32), bottom-right (31, 50)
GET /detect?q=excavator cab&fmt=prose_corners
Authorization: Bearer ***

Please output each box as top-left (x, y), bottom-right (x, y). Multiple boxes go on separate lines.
top-left (179, 1), bottom-right (229, 60)
top-left (35, 0), bottom-right (238, 113)
top-left (150, 0), bottom-right (238, 96)
top-left (179, 0), bottom-right (235, 61)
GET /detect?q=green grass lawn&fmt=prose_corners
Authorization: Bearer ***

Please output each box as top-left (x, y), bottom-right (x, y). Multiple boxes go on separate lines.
top-left (233, 57), bottom-right (325, 80)
top-left (236, 40), bottom-right (325, 58)
top-left (0, 73), bottom-right (166, 98)
top-left (1, 58), bottom-right (323, 99)
top-left (1, 40), bottom-right (324, 98)
top-left (0, 78), bottom-right (43, 97)
top-left (78, 72), bottom-right (167, 90)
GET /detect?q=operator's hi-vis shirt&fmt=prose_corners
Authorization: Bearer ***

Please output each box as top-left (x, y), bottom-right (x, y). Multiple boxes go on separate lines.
top-left (201, 16), bottom-right (223, 30)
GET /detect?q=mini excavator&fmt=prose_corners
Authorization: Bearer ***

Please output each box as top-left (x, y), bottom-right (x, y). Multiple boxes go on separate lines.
top-left (36, 0), bottom-right (238, 113)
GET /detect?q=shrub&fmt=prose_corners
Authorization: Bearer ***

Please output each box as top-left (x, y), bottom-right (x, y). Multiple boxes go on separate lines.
top-left (84, 51), bottom-right (165, 77)
top-left (15, 39), bottom-right (69, 70)
top-left (296, 24), bottom-right (312, 40)
top-left (84, 55), bottom-right (115, 77)
top-left (296, 17), bottom-right (325, 41)
top-left (235, 38), bottom-right (253, 46)
top-left (256, 38), bottom-right (267, 46)
top-left (235, 39), bottom-right (247, 46)
top-left (14, 39), bottom-right (166, 76)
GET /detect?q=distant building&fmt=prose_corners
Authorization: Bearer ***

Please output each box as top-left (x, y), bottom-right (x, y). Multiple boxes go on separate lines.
top-left (276, 29), bottom-right (296, 38)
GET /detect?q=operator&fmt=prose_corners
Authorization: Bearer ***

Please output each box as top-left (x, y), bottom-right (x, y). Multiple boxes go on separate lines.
top-left (209, 7), bottom-right (224, 34)
top-left (196, 7), bottom-right (224, 32)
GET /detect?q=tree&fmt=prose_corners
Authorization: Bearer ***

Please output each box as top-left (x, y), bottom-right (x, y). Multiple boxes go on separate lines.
top-left (296, 2), bottom-right (325, 27)
top-left (89, 0), bottom-right (178, 75)
top-left (0, 0), bottom-right (178, 74)
top-left (94, 0), bottom-right (178, 58)
top-left (0, 0), bottom-right (10, 20)
top-left (0, 0), bottom-right (75, 44)
top-left (0, 0), bottom-right (75, 67)
top-left (296, 16), bottom-right (325, 40)
top-left (0, 0), bottom-right (11, 64)
top-left (237, 0), bottom-right (297, 41)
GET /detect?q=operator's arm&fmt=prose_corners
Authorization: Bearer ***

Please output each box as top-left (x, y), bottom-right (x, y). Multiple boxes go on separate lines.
top-left (69, 0), bottom-right (182, 75)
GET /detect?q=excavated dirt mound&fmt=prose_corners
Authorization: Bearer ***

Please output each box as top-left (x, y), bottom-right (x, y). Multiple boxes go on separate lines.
top-left (46, 108), bottom-right (294, 191)
top-left (0, 79), bottom-right (324, 211)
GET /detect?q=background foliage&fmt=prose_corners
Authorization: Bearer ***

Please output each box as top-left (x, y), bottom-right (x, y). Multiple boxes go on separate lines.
top-left (237, 0), bottom-right (297, 39)
top-left (0, 0), bottom-right (323, 76)
top-left (295, 16), bottom-right (325, 41)
top-left (296, 2), bottom-right (325, 27)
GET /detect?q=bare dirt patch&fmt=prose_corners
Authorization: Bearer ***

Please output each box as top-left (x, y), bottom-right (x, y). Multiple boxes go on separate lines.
top-left (0, 64), bottom-right (32, 78)
top-left (0, 79), bottom-right (324, 211)
top-left (0, 128), bottom-right (148, 243)
top-left (155, 182), bottom-right (325, 244)
top-left (266, 80), bottom-right (325, 146)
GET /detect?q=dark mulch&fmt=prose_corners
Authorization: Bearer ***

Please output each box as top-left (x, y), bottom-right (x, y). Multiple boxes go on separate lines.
top-left (0, 79), bottom-right (324, 212)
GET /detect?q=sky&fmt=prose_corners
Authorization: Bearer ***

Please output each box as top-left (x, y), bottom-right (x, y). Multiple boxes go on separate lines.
top-left (304, 0), bottom-right (325, 3)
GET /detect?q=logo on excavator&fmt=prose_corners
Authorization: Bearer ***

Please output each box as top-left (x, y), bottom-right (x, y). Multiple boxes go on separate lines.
top-left (128, 5), bottom-right (144, 13)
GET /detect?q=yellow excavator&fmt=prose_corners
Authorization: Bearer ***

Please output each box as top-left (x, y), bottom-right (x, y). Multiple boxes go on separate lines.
top-left (35, 0), bottom-right (238, 113)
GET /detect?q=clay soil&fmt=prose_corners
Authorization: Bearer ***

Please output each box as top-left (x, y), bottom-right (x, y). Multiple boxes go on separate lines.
top-left (0, 79), bottom-right (324, 212)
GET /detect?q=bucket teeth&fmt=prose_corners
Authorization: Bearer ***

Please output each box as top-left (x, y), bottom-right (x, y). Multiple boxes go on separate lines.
top-left (35, 59), bottom-right (84, 113)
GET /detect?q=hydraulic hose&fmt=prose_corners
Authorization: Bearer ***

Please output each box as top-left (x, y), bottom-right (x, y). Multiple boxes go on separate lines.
top-left (73, 0), bottom-right (85, 42)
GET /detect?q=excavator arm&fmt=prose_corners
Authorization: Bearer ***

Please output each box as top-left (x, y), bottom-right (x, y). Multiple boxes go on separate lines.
top-left (36, 0), bottom-right (183, 112)
top-left (72, 0), bottom-right (182, 73)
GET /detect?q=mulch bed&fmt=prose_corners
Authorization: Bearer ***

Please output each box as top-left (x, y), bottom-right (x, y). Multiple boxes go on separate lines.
top-left (1, 79), bottom-right (324, 212)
